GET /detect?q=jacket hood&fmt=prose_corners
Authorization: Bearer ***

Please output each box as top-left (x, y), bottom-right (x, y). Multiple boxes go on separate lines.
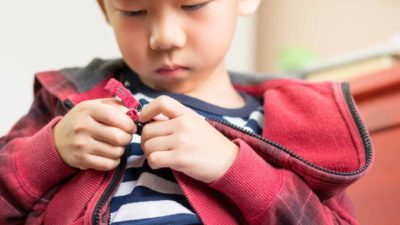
top-left (35, 58), bottom-right (373, 199)
top-left (213, 79), bottom-right (373, 199)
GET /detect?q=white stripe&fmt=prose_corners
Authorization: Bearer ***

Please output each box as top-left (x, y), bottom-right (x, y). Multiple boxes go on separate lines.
top-left (136, 172), bottom-right (183, 195)
top-left (249, 110), bottom-right (265, 128)
top-left (110, 200), bottom-right (194, 222)
top-left (134, 93), bottom-right (155, 103)
top-left (223, 116), bottom-right (247, 127)
top-left (114, 172), bottom-right (183, 197)
top-left (130, 134), bottom-right (141, 144)
top-left (113, 180), bottom-right (138, 197)
top-left (126, 155), bottom-right (146, 168)
top-left (242, 126), bottom-right (256, 133)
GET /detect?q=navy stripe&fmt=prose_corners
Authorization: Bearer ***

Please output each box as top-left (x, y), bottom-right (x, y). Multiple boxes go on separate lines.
top-left (244, 119), bottom-right (263, 134)
top-left (126, 142), bottom-right (143, 155)
top-left (123, 163), bottom-right (176, 183)
top-left (111, 214), bottom-right (202, 225)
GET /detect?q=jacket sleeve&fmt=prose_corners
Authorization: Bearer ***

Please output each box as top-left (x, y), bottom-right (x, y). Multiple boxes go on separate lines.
top-left (209, 139), bottom-right (358, 225)
top-left (0, 87), bottom-right (77, 224)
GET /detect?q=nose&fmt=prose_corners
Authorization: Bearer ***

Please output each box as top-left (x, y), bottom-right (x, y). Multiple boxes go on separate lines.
top-left (149, 16), bottom-right (186, 51)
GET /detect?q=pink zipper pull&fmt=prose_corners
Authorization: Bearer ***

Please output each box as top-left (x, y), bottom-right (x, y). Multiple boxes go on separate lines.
top-left (105, 78), bottom-right (140, 121)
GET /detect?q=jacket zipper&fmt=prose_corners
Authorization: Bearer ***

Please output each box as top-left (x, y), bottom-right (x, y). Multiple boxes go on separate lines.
top-left (92, 148), bottom-right (128, 225)
top-left (207, 82), bottom-right (372, 176)
top-left (63, 98), bottom-right (128, 225)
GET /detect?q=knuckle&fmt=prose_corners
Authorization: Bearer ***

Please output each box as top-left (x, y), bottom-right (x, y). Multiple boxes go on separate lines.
top-left (156, 96), bottom-right (171, 108)
top-left (141, 125), bottom-right (150, 138)
top-left (72, 124), bottom-right (87, 134)
top-left (110, 132), bottom-right (125, 146)
top-left (76, 101), bottom-right (92, 112)
top-left (75, 154), bottom-right (88, 166)
top-left (114, 135), bottom-right (125, 146)
top-left (123, 133), bottom-right (133, 144)
top-left (103, 113), bottom-right (115, 123)
top-left (105, 159), bottom-right (119, 170)
top-left (114, 147), bottom-right (125, 158)
top-left (73, 139), bottom-right (86, 151)
top-left (147, 154), bottom-right (160, 169)
top-left (78, 165), bottom-right (88, 170)
top-left (142, 140), bottom-right (151, 151)
top-left (127, 120), bottom-right (135, 131)
top-left (176, 119), bottom-right (190, 131)
top-left (175, 134), bottom-right (188, 146)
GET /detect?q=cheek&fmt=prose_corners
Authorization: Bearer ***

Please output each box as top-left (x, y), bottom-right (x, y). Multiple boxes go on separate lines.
top-left (114, 25), bottom-right (149, 69)
top-left (194, 17), bottom-right (236, 64)
top-left (201, 4), bottom-right (237, 51)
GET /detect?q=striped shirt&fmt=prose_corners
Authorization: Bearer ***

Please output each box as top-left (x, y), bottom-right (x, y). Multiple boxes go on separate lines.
top-left (109, 74), bottom-right (264, 225)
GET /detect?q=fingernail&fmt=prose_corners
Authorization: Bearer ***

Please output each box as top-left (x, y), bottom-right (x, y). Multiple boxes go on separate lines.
top-left (131, 125), bottom-right (137, 134)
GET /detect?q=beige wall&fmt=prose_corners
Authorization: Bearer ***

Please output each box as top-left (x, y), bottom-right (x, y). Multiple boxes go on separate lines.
top-left (257, 0), bottom-right (400, 73)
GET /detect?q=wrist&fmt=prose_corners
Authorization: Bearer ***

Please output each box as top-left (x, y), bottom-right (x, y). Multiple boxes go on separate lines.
top-left (208, 141), bottom-right (239, 183)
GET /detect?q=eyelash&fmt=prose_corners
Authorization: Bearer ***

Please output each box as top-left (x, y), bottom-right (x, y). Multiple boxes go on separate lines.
top-left (181, 2), bottom-right (209, 11)
top-left (119, 2), bottom-right (209, 17)
top-left (120, 10), bottom-right (147, 17)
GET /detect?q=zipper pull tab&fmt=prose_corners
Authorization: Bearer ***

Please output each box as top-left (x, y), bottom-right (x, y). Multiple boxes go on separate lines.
top-left (105, 78), bottom-right (144, 133)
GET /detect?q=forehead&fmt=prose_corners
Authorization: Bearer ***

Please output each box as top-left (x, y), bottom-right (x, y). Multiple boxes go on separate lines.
top-left (111, 0), bottom-right (198, 4)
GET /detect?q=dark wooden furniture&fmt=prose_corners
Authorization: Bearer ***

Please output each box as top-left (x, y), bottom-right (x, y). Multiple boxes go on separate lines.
top-left (347, 64), bottom-right (400, 225)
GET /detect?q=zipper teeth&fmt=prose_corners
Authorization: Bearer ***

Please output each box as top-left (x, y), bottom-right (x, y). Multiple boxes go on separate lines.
top-left (92, 149), bottom-right (128, 225)
top-left (341, 82), bottom-right (373, 172)
top-left (207, 83), bottom-right (372, 176)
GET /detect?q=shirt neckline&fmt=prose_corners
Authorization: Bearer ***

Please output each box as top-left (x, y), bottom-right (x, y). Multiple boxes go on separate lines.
top-left (121, 68), bottom-right (261, 118)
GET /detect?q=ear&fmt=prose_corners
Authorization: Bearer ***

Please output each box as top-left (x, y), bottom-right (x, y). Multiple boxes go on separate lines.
top-left (97, 0), bottom-right (110, 23)
top-left (238, 0), bottom-right (261, 16)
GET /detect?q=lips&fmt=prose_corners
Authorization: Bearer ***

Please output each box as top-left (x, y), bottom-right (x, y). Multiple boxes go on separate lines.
top-left (156, 65), bottom-right (189, 77)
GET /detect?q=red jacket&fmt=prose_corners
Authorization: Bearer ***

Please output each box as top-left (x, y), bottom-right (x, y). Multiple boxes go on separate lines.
top-left (0, 59), bottom-right (373, 225)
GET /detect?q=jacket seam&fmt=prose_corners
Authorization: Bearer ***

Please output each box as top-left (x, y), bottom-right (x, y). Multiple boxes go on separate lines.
top-left (246, 169), bottom-right (284, 222)
top-left (332, 82), bottom-right (363, 168)
top-left (14, 152), bottom-right (40, 201)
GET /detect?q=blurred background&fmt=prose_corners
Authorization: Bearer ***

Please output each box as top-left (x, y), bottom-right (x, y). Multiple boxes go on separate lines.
top-left (0, 0), bottom-right (257, 135)
top-left (1, 1), bottom-right (400, 224)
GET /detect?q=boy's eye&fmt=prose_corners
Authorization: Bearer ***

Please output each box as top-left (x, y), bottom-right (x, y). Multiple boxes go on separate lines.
top-left (181, 2), bottom-right (209, 11)
top-left (119, 10), bottom-right (147, 17)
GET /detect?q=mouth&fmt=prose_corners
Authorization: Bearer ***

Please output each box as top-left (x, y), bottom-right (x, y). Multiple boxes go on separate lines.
top-left (155, 65), bottom-right (190, 78)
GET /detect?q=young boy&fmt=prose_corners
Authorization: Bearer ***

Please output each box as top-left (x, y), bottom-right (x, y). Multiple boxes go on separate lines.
top-left (0, 0), bottom-right (373, 224)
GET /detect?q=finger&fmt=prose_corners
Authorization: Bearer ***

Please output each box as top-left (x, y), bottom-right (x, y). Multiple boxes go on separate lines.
top-left (147, 151), bottom-right (178, 170)
top-left (97, 98), bottom-right (130, 112)
top-left (90, 121), bottom-right (133, 146)
top-left (98, 98), bottom-right (125, 107)
top-left (139, 95), bottom-right (188, 123)
top-left (141, 119), bottom-right (174, 142)
top-left (141, 135), bottom-right (175, 156)
top-left (90, 102), bottom-right (136, 133)
top-left (79, 154), bottom-right (121, 171)
top-left (89, 139), bottom-right (125, 159)
top-left (152, 113), bottom-right (169, 121)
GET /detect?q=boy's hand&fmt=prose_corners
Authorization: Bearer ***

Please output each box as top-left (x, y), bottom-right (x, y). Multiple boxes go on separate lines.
top-left (139, 96), bottom-right (239, 183)
top-left (54, 98), bottom-right (136, 171)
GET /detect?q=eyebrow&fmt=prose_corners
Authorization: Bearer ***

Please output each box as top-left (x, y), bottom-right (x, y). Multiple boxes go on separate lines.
top-left (113, 0), bottom-right (137, 2)
top-left (112, 0), bottom-right (137, 5)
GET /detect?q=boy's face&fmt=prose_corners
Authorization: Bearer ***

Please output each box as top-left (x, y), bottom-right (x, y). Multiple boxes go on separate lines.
top-left (99, 0), bottom-right (259, 93)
